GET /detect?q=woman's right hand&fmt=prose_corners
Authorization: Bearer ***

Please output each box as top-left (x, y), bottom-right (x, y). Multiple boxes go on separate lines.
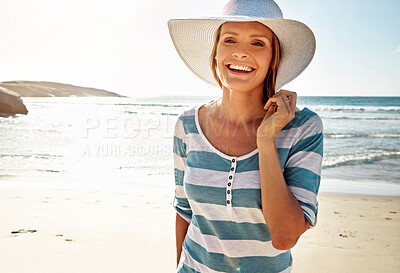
top-left (256, 90), bottom-right (297, 145)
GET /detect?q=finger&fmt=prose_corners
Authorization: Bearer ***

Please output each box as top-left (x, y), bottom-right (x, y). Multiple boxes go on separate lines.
top-left (265, 103), bottom-right (275, 117)
top-left (264, 96), bottom-right (278, 110)
top-left (291, 92), bottom-right (297, 113)
top-left (284, 91), bottom-right (296, 113)
top-left (274, 90), bottom-right (292, 103)
top-left (264, 99), bottom-right (272, 110)
top-left (280, 95), bottom-right (292, 115)
top-left (266, 96), bottom-right (288, 114)
top-left (270, 95), bottom-right (289, 115)
top-left (280, 90), bottom-right (297, 113)
top-left (288, 92), bottom-right (297, 113)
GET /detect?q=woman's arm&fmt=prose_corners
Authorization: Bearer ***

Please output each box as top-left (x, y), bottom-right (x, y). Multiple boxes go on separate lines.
top-left (176, 213), bottom-right (189, 266)
top-left (258, 141), bottom-right (310, 250)
top-left (257, 90), bottom-right (310, 250)
top-left (173, 114), bottom-right (192, 266)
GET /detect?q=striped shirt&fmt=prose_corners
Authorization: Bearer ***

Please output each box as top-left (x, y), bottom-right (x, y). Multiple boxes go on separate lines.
top-left (173, 104), bottom-right (323, 273)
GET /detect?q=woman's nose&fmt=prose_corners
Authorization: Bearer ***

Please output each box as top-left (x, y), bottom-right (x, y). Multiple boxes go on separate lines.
top-left (233, 46), bottom-right (248, 59)
top-left (233, 52), bottom-right (248, 59)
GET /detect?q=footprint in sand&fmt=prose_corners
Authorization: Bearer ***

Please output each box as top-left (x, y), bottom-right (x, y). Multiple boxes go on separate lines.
top-left (57, 235), bottom-right (75, 242)
top-left (339, 230), bottom-right (356, 238)
top-left (385, 217), bottom-right (392, 220)
top-left (11, 229), bottom-right (37, 234)
top-left (389, 211), bottom-right (397, 214)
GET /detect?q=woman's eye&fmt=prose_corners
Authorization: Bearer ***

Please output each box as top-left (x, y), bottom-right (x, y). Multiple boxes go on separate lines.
top-left (253, 41), bottom-right (264, 47)
top-left (224, 39), bottom-right (235, 43)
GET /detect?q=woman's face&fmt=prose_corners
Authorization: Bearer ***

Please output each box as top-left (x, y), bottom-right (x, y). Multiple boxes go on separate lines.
top-left (215, 21), bottom-right (274, 93)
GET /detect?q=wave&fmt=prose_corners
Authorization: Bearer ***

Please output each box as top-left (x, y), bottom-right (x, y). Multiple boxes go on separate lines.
top-left (306, 105), bottom-right (400, 113)
top-left (116, 103), bottom-right (188, 108)
top-left (325, 133), bottom-right (400, 139)
top-left (323, 150), bottom-right (400, 168)
top-left (161, 112), bottom-right (178, 116)
top-left (0, 153), bottom-right (63, 159)
top-left (321, 116), bottom-right (400, 121)
top-left (0, 113), bottom-right (17, 118)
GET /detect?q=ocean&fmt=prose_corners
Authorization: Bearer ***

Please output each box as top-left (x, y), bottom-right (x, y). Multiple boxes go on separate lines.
top-left (1, 96), bottom-right (399, 195)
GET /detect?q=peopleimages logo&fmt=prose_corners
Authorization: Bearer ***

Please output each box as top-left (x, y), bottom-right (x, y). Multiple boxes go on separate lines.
top-left (80, 114), bottom-right (176, 139)
top-left (82, 144), bottom-right (172, 157)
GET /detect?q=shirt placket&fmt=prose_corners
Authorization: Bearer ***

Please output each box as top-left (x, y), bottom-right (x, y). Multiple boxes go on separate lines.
top-left (226, 157), bottom-right (237, 212)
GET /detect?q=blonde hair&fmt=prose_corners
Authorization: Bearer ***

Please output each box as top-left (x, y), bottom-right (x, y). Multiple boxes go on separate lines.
top-left (210, 24), bottom-right (281, 102)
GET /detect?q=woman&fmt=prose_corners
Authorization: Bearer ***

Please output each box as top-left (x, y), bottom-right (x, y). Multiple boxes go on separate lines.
top-left (169, 0), bottom-right (323, 272)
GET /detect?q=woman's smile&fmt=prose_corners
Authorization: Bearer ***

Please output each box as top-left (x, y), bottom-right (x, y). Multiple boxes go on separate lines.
top-left (226, 64), bottom-right (255, 73)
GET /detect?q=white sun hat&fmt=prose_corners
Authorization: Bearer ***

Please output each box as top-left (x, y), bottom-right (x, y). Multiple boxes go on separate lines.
top-left (168, 0), bottom-right (316, 92)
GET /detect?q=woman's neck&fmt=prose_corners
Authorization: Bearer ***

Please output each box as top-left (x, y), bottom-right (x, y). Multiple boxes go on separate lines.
top-left (215, 86), bottom-right (267, 125)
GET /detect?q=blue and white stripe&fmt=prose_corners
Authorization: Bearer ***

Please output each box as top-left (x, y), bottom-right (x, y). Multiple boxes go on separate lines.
top-left (173, 104), bottom-right (323, 272)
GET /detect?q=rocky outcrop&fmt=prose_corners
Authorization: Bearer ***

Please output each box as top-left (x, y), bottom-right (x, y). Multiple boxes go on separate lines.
top-left (0, 86), bottom-right (28, 115)
top-left (0, 81), bottom-right (125, 97)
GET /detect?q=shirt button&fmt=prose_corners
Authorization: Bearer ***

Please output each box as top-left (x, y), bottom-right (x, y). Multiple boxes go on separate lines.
top-left (227, 200), bottom-right (230, 204)
top-left (230, 167), bottom-right (234, 171)
top-left (232, 158), bottom-right (235, 163)
top-left (227, 190), bottom-right (230, 194)
top-left (228, 182), bottom-right (231, 186)
top-left (229, 175), bottom-right (232, 179)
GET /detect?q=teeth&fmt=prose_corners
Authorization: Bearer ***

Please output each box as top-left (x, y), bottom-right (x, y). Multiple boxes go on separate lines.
top-left (229, 64), bottom-right (253, 72)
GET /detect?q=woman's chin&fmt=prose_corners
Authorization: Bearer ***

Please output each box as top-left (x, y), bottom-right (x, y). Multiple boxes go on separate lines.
top-left (221, 81), bottom-right (264, 93)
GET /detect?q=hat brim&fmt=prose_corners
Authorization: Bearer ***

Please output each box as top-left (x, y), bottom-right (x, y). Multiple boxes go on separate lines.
top-left (168, 17), bottom-right (316, 91)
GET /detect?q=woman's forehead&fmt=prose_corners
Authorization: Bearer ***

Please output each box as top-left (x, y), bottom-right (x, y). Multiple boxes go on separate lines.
top-left (220, 21), bottom-right (273, 39)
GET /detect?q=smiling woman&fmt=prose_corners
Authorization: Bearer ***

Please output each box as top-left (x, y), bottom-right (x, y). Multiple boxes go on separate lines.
top-left (168, 0), bottom-right (323, 272)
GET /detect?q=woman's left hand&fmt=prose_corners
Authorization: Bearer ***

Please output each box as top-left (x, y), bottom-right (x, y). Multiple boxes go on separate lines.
top-left (257, 90), bottom-right (297, 144)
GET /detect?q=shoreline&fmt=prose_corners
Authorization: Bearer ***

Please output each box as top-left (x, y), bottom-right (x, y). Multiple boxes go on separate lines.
top-left (320, 177), bottom-right (400, 197)
top-left (0, 175), bottom-right (399, 272)
top-left (1, 173), bottom-right (399, 197)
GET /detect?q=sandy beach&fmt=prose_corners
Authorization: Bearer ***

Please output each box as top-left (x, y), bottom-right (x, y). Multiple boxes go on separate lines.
top-left (0, 175), bottom-right (399, 273)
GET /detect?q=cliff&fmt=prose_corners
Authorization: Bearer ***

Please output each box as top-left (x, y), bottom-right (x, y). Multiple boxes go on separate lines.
top-left (0, 87), bottom-right (28, 115)
top-left (0, 81), bottom-right (124, 97)
top-left (0, 81), bottom-right (125, 115)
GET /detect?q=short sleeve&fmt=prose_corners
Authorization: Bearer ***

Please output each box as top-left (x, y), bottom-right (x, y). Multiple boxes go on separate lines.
top-left (173, 114), bottom-right (192, 223)
top-left (284, 113), bottom-right (323, 227)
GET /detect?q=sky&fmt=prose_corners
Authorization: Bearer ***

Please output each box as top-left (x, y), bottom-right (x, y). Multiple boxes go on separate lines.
top-left (0, 0), bottom-right (399, 97)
